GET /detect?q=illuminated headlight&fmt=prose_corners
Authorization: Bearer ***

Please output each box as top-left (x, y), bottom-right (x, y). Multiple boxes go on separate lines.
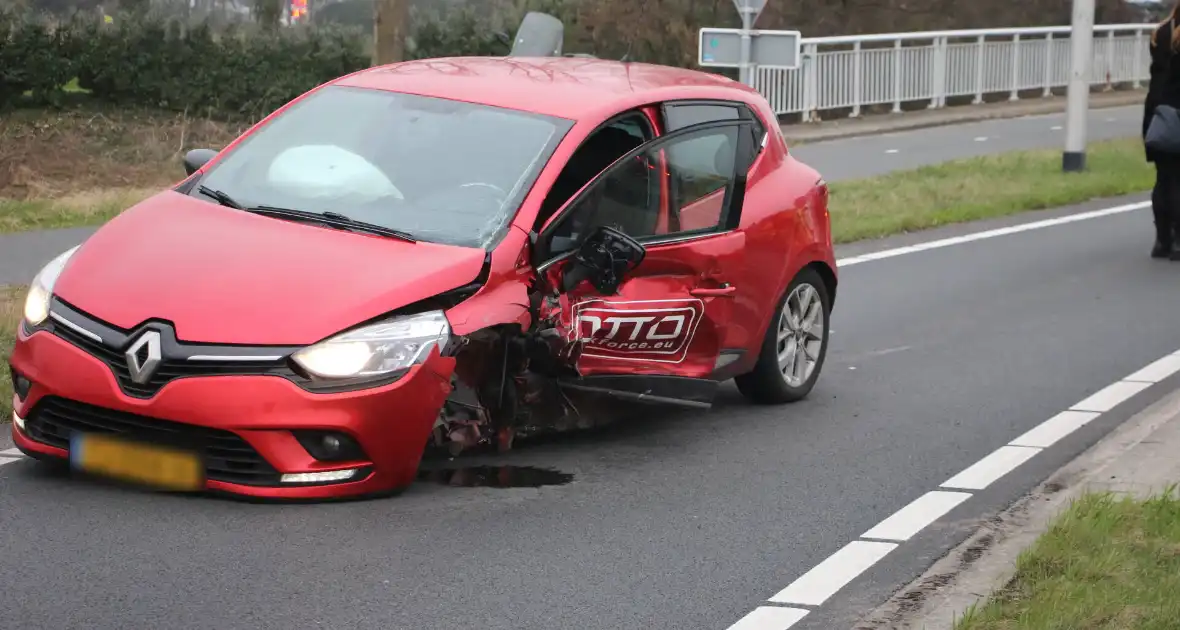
top-left (291, 310), bottom-right (451, 379)
top-left (23, 246), bottom-right (80, 327)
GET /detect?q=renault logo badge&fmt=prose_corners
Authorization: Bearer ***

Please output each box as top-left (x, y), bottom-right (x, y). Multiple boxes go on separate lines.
top-left (125, 330), bottom-right (162, 384)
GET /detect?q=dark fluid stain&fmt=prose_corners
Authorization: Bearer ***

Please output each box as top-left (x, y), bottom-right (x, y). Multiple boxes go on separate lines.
top-left (416, 465), bottom-right (573, 488)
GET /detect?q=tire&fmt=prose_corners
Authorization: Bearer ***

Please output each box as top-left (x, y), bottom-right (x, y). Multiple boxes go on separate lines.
top-left (735, 266), bottom-right (831, 405)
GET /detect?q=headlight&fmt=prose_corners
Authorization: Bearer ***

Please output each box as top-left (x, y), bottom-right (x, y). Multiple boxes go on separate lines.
top-left (291, 310), bottom-right (451, 379)
top-left (23, 246), bottom-right (80, 327)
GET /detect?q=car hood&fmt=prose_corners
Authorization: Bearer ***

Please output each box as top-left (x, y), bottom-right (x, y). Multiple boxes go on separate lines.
top-left (53, 191), bottom-right (488, 345)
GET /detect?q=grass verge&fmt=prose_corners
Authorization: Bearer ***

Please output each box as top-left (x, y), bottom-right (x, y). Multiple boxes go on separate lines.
top-left (1, 286), bottom-right (27, 424)
top-left (828, 136), bottom-right (1152, 243)
top-left (954, 489), bottom-right (1180, 630)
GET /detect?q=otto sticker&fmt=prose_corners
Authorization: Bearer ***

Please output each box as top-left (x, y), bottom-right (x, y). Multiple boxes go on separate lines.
top-left (572, 299), bottom-right (704, 363)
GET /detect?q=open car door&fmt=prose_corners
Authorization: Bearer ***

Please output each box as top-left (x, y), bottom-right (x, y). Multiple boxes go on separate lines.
top-left (532, 119), bottom-right (756, 408)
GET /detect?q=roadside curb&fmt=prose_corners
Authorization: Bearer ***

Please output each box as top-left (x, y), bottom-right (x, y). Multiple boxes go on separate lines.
top-left (852, 381), bottom-right (1180, 630)
top-left (781, 90), bottom-right (1145, 145)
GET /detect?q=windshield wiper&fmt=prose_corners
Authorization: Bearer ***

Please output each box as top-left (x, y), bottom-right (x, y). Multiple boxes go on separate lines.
top-left (248, 206), bottom-right (417, 243)
top-left (198, 185), bottom-right (243, 209)
top-left (196, 186), bottom-right (415, 242)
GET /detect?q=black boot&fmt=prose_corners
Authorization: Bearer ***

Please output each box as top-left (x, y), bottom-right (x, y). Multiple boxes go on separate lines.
top-left (1154, 238), bottom-right (1172, 258)
top-left (1170, 241), bottom-right (1180, 261)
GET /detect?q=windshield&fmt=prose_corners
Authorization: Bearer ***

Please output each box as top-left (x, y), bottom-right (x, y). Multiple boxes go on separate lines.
top-left (191, 85), bottom-right (573, 248)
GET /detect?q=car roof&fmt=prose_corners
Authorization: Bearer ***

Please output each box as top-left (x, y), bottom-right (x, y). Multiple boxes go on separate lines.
top-left (333, 56), bottom-right (763, 120)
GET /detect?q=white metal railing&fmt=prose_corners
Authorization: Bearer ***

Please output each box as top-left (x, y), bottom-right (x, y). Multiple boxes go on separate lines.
top-left (754, 24), bottom-right (1154, 120)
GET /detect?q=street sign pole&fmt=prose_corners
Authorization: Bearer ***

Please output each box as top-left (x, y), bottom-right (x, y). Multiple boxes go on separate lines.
top-left (1063, 0), bottom-right (1096, 172)
top-left (732, 0), bottom-right (766, 86)
top-left (738, 7), bottom-right (756, 85)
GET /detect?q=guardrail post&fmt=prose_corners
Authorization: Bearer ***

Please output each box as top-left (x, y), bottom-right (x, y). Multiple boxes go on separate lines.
top-left (1009, 33), bottom-right (1021, 100)
top-left (851, 40), bottom-right (863, 117)
top-left (1104, 30), bottom-right (1115, 89)
top-left (893, 39), bottom-right (903, 113)
top-left (801, 45), bottom-right (817, 122)
top-left (930, 36), bottom-right (946, 109)
top-left (1043, 33), bottom-right (1053, 97)
top-left (974, 34), bottom-right (985, 104)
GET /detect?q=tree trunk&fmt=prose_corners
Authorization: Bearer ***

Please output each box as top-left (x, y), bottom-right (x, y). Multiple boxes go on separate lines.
top-left (373, 0), bottom-right (410, 65)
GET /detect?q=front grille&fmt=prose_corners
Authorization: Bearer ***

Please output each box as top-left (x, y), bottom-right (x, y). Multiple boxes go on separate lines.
top-left (24, 396), bottom-right (282, 486)
top-left (45, 298), bottom-right (307, 399)
top-left (52, 323), bottom-right (294, 398)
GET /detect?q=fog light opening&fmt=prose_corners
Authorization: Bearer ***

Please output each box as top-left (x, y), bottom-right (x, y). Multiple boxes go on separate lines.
top-left (280, 468), bottom-right (361, 484)
top-left (292, 430), bottom-right (366, 462)
top-left (10, 369), bottom-right (31, 401)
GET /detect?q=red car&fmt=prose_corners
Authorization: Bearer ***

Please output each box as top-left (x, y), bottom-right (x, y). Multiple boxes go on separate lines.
top-left (8, 56), bottom-right (837, 500)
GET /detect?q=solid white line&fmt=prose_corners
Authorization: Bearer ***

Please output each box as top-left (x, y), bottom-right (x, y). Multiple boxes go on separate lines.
top-left (1123, 354), bottom-right (1180, 383)
top-left (1008, 410), bottom-right (1101, 449)
top-left (1069, 380), bottom-right (1153, 413)
top-left (836, 201), bottom-right (1150, 267)
top-left (0, 448), bottom-right (20, 457)
top-left (860, 491), bottom-right (973, 542)
top-left (940, 445), bottom-right (1041, 491)
top-left (767, 540), bottom-right (897, 606)
top-left (725, 606), bottom-right (809, 630)
top-left (0, 457), bottom-right (20, 467)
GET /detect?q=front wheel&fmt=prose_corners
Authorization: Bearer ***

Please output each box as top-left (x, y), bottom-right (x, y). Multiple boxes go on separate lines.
top-left (735, 267), bottom-right (831, 404)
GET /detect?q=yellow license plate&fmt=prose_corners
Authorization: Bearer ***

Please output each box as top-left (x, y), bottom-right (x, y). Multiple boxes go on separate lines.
top-left (70, 432), bottom-right (204, 492)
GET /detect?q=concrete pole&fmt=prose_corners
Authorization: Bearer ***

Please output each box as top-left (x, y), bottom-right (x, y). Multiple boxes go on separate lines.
top-left (1063, 0), bottom-right (1096, 172)
top-left (738, 7), bottom-right (755, 86)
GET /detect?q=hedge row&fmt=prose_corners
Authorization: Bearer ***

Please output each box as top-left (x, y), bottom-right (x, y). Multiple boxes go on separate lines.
top-left (0, 8), bottom-right (372, 119)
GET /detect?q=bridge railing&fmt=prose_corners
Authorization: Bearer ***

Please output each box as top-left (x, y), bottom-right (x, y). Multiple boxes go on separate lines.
top-left (754, 24), bottom-right (1154, 121)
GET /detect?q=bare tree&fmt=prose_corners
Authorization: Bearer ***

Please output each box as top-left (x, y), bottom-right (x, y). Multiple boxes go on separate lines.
top-left (373, 0), bottom-right (409, 64)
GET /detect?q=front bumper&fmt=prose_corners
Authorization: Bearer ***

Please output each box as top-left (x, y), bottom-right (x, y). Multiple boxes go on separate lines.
top-left (9, 326), bottom-right (455, 500)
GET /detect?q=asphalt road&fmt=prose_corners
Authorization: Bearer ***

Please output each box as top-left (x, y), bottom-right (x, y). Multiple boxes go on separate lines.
top-left (0, 106), bottom-right (1162, 629)
top-left (0, 103), bottom-right (1144, 286)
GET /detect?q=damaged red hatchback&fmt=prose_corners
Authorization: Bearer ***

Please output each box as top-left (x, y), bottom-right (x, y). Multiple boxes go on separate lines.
top-left (8, 56), bottom-right (837, 499)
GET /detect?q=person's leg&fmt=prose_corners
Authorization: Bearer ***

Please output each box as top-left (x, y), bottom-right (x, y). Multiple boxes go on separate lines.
top-left (1163, 162), bottom-right (1180, 260)
top-left (1152, 163), bottom-right (1171, 258)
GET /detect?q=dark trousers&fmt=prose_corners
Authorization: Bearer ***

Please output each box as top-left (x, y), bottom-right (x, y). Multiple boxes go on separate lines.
top-left (1153, 161), bottom-right (1180, 244)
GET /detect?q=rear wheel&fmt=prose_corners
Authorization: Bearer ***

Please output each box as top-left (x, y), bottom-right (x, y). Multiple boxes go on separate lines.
top-left (735, 267), bottom-right (830, 404)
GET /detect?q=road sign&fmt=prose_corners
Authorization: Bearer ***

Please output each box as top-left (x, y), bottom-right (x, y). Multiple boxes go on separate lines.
top-left (698, 27), bottom-right (802, 70)
top-left (732, 0), bottom-right (767, 20)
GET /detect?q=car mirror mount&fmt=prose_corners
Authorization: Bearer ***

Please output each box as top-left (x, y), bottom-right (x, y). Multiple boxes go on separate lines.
top-left (560, 225), bottom-right (646, 295)
top-left (183, 148), bottom-right (218, 177)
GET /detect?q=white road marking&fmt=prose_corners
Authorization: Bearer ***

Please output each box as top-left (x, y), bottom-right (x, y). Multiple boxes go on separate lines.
top-left (860, 491), bottom-right (973, 541)
top-left (0, 448), bottom-right (21, 457)
top-left (1009, 410), bottom-right (1101, 449)
top-left (1123, 354), bottom-right (1180, 383)
top-left (885, 149), bottom-right (899, 154)
top-left (974, 136), bottom-right (988, 141)
top-left (767, 540), bottom-right (897, 606)
top-left (1070, 380), bottom-right (1153, 413)
top-left (940, 445), bottom-right (1041, 491)
top-left (725, 606), bottom-right (809, 630)
top-left (1051, 125), bottom-right (1063, 130)
top-left (836, 201), bottom-right (1150, 267)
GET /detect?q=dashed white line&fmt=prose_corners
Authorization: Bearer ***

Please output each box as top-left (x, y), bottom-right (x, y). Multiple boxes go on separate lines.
top-left (1051, 125), bottom-right (1063, 130)
top-left (1009, 410), bottom-right (1101, 449)
top-left (885, 149), bottom-right (899, 154)
top-left (973, 136), bottom-right (988, 141)
top-left (725, 606), bottom-right (809, 630)
top-left (836, 200), bottom-right (1150, 267)
top-left (1123, 354), bottom-right (1180, 383)
top-left (1070, 380), bottom-right (1153, 413)
top-left (940, 445), bottom-right (1041, 491)
top-left (767, 540), bottom-right (897, 606)
top-left (860, 491), bottom-right (973, 542)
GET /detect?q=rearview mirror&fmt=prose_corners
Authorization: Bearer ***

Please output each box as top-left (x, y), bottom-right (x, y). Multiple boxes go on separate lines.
top-left (561, 225), bottom-right (646, 294)
top-left (183, 148), bottom-right (218, 176)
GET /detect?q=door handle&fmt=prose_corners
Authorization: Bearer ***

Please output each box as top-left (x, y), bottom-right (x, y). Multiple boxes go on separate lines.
top-left (690, 284), bottom-right (736, 297)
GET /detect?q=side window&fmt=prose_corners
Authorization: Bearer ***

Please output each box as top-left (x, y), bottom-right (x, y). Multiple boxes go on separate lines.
top-left (664, 103), bottom-right (740, 131)
top-left (534, 113), bottom-right (651, 232)
top-left (545, 124), bottom-right (743, 257)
